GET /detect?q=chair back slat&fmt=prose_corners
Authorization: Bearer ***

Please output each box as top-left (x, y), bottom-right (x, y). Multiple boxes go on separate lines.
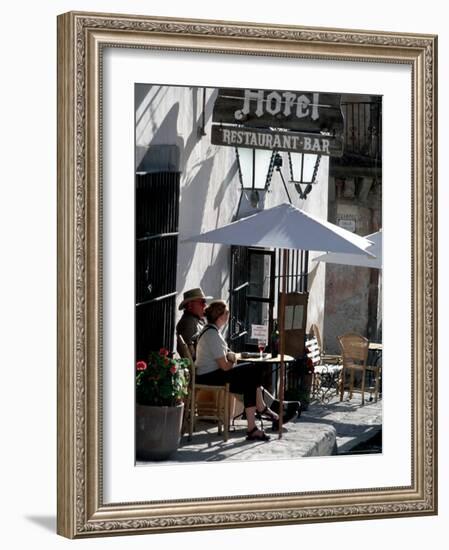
top-left (338, 333), bottom-right (369, 364)
top-left (177, 334), bottom-right (193, 362)
top-left (309, 324), bottom-right (323, 351)
top-left (308, 325), bottom-right (342, 365)
top-left (305, 337), bottom-right (322, 368)
top-left (337, 332), bottom-right (378, 405)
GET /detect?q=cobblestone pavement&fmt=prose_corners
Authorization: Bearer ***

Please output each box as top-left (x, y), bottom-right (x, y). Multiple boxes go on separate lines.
top-left (302, 394), bottom-right (382, 453)
top-left (137, 394), bottom-right (382, 465)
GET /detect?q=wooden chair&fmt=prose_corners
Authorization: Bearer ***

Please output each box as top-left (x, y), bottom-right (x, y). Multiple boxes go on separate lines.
top-left (305, 335), bottom-right (342, 402)
top-left (177, 335), bottom-right (231, 442)
top-left (338, 332), bottom-right (371, 405)
top-left (309, 323), bottom-right (342, 365)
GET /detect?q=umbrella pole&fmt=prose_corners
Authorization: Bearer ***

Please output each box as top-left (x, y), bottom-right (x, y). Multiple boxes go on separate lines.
top-left (278, 249), bottom-right (288, 439)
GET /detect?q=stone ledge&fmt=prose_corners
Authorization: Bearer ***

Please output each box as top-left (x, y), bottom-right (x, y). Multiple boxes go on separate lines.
top-left (136, 394), bottom-right (382, 464)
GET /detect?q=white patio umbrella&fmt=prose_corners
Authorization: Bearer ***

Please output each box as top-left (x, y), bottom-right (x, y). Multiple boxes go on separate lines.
top-left (313, 230), bottom-right (382, 269)
top-left (183, 202), bottom-right (375, 437)
top-left (184, 203), bottom-right (375, 255)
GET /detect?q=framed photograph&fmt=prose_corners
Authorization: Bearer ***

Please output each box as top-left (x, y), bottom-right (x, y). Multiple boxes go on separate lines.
top-left (57, 11), bottom-right (437, 538)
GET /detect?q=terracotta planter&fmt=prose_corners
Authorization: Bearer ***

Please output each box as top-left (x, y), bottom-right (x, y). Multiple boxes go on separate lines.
top-left (136, 403), bottom-right (184, 461)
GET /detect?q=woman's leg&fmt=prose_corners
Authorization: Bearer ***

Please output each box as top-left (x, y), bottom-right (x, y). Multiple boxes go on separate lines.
top-left (245, 406), bottom-right (257, 432)
top-left (228, 364), bottom-right (266, 408)
top-left (255, 387), bottom-right (278, 420)
top-left (227, 366), bottom-right (278, 431)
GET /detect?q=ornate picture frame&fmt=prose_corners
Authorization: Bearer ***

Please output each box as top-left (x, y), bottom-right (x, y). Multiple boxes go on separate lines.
top-left (57, 11), bottom-right (437, 538)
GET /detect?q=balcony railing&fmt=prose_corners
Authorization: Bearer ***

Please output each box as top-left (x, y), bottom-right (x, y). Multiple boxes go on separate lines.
top-left (341, 101), bottom-right (382, 160)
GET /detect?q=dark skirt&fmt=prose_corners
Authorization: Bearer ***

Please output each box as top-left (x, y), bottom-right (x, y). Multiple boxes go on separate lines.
top-left (196, 362), bottom-right (262, 408)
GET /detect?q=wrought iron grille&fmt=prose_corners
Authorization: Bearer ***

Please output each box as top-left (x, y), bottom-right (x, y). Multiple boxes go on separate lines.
top-left (229, 246), bottom-right (309, 353)
top-left (276, 249), bottom-right (309, 296)
top-left (135, 172), bottom-right (180, 359)
top-left (341, 100), bottom-right (382, 159)
top-left (229, 246), bottom-right (251, 352)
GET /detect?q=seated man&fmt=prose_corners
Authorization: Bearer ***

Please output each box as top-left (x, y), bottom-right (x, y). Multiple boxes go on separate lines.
top-left (176, 287), bottom-right (211, 359)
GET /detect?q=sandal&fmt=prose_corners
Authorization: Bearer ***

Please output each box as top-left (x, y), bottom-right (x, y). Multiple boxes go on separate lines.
top-left (256, 406), bottom-right (279, 430)
top-left (246, 426), bottom-right (270, 441)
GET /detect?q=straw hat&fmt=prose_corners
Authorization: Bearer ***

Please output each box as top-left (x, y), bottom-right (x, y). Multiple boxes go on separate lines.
top-left (178, 288), bottom-right (212, 310)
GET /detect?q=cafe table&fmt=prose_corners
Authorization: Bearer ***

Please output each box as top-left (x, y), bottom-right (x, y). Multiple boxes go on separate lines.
top-left (235, 352), bottom-right (295, 397)
top-left (368, 342), bottom-right (383, 366)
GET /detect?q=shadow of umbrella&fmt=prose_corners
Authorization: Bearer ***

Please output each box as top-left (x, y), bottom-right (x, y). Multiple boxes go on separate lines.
top-left (183, 202), bottom-right (375, 438)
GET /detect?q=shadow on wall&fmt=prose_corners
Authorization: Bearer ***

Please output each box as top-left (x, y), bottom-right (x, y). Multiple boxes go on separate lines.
top-left (137, 103), bottom-right (185, 172)
top-left (135, 85), bottom-right (165, 118)
top-left (307, 260), bottom-right (320, 290)
top-left (199, 246), bottom-right (231, 301)
top-left (177, 156), bottom-right (216, 281)
top-left (214, 160), bottom-right (238, 211)
top-left (177, 93), bottom-right (240, 296)
top-left (138, 85), bottom-right (218, 175)
top-left (135, 86), bottom-right (169, 142)
top-left (178, 158), bottom-right (240, 298)
top-left (136, 85), bottom-right (240, 301)
top-left (182, 88), bottom-right (218, 169)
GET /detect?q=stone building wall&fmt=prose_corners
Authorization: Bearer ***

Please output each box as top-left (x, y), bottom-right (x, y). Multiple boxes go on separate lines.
top-left (323, 175), bottom-right (382, 353)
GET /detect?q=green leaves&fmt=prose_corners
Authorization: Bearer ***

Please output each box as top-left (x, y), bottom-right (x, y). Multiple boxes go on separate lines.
top-left (136, 352), bottom-right (190, 407)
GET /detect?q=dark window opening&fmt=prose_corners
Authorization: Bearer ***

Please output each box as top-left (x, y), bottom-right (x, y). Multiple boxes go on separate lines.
top-left (229, 246), bottom-right (309, 353)
top-left (229, 247), bottom-right (275, 352)
top-left (135, 172), bottom-right (180, 360)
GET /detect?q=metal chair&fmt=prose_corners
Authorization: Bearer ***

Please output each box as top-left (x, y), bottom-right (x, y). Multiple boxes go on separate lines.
top-left (338, 332), bottom-right (372, 405)
top-left (306, 335), bottom-right (342, 403)
top-left (177, 335), bottom-right (231, 441)
top-left (310, 323), bottom-right (342, 365)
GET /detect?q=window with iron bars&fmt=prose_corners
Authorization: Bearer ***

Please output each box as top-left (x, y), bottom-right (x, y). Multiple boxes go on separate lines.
top-left (229, 246), bottom-right (309, 353)
top-left (135, 172), bottom-right (180, 360)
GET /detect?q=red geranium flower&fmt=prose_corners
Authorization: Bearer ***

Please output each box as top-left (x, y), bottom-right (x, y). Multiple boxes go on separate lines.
top-left (136, 350), bottom-right (189, 407)
top-left (136, 360), bottom-right (147, 371)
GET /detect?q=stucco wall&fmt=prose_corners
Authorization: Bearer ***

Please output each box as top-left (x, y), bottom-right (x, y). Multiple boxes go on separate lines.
top-left (136, 84), bottom-right (329, 329)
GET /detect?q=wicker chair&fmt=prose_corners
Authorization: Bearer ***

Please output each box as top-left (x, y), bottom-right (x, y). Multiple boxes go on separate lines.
top-left (338, 332), bottom-right (372, 405)
top-left (177, 335), bottom-right (231, 441)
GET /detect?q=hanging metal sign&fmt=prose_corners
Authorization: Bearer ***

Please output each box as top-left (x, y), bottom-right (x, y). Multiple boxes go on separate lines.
top-left (212, 88), bottom-right (344, 156)
top-left (212, 88), bottom-right (344, 134)
top-left (211, 126), bottom-right (343, 156)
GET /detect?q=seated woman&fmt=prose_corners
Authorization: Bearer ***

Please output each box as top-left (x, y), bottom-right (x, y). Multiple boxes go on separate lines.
top-left (195, 300), bottom-right (279, 441)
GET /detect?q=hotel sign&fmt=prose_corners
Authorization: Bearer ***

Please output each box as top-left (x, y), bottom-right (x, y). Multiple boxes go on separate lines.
top-left (212, 88), bottom-right (344, 135)
top-left (212, 88), bottom-right (344, 156)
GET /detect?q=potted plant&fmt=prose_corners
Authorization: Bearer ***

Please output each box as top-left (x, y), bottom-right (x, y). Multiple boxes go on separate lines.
top-left (135, 348), bottom-right (190, 460)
